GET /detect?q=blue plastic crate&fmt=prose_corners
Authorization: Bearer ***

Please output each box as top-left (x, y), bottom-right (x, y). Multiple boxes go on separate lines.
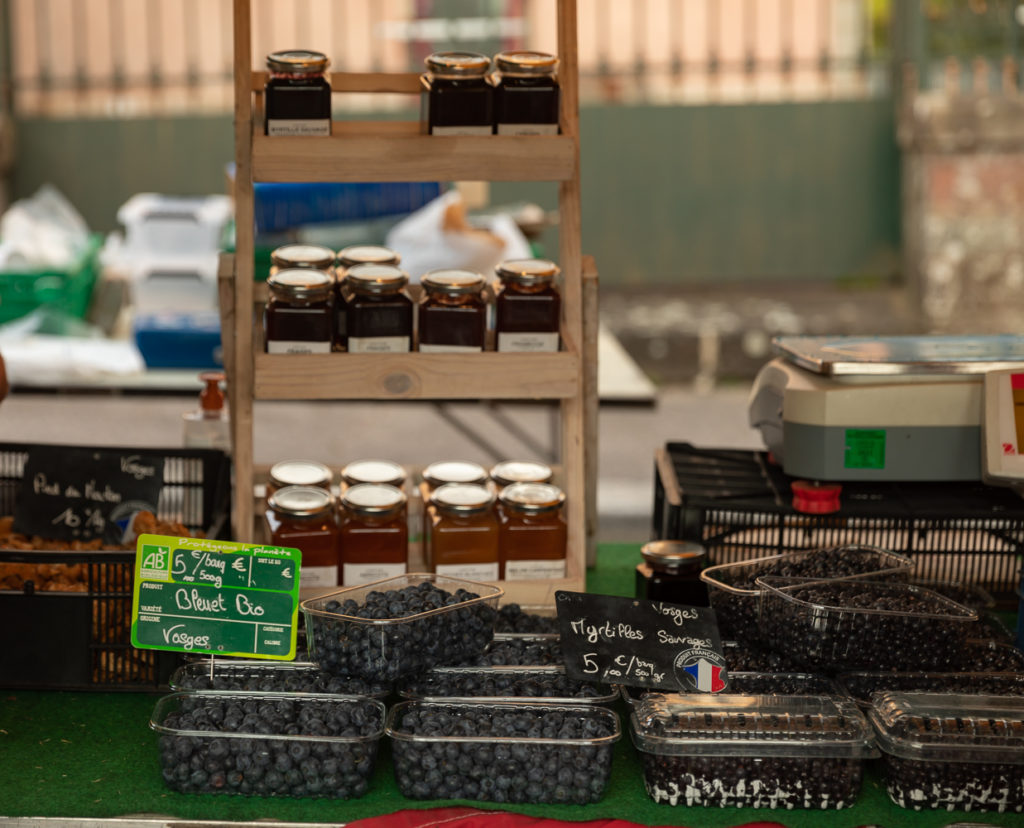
top-left (133, 311), bottom-right (222, 369)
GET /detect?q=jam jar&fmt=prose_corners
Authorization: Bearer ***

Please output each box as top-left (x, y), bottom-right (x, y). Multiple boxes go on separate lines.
top-left (422, 461), bottom-right (488, 492)
top-left (418, 269), bottom-right (488, 353)
top-left (265, 485), bottom-right (338, 591)
top-left (490, 460), bottom-right (553, 490)
top-left (267, 459), bottom-right (333, 497)
top-left (337, 483), bottom-right (408, 586)
top-left (422, 51), bottom-right (494, 136)
top-left (264, 49), bottom-right (332, 136)
top-left (494, 258), bottom-right (561, 352)
top-left (344, 263), bottom-right (413, 353)
top-left (264, 268), bottom-right (334, 354)
top-left (498, 482), bottom-right (567, 580)
top-left (493, 50), bottom-right (560, 135)
top-left (635, 540), bottom-right (709, 607)
top-left (269, 244), bottom-right (336, 278)
top-left (430, 483), bottom-right (499, 581)
top-left (335, 245), bottom-right (401, 351)
top-left (340, 459), bottom-right (407, 491)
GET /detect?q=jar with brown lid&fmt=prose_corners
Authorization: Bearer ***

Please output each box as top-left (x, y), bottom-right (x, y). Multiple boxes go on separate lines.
top-left (493, 50), bottom-right (560, 136)
top-left (635, 539), bottom-right (709, 606)
top-left (337, 483), bottom-right (408, 586)
top-left (267, 459), bottom-right (333, 497)
top-left (264, 268), bottom-right (334, 354)
top-left (344, 263), bottom-right (413, 353)
top-left (418, 269), bottom-right (488, 353)
top-left (429, 482), bottom-right (499, 582)
top-left (498, 482), bottom-right (567, 580)
top-left (494, 258), bottom-right (561, 352)
top-left (264, 485), bottom-right (338, 591)
top-left (334, 246), bottom-right (400, 351)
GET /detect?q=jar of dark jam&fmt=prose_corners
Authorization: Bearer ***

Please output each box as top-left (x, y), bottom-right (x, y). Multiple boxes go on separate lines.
top-left (635, 540), bottom-right (709, 607)
top-left (265, 485), bottom-right (338, 591)
top-left (267, 459), bottom-right (333, 497)
top-left (495, 258), bottom-right (561, 352)
top-left (335, 245), bottom-right (400, 352)
top-left (493, 50), bottom-right (560, 136)
top-left (430, 482), bottom-right (499, 581)
top-left (344, 263), bottom-right (412, 353)
top-left (264, 268), bottom-right (334, 354)
top-left (422, 51), bottom-right (493, 136)
top-left (264, 49), bottom-right (332, 137)
top-left (337, 483), bottom-right (408, 586)
top-left (418, 269), bottom-right (487, 353)
top-left (498, 482), bottom-right (567, 580)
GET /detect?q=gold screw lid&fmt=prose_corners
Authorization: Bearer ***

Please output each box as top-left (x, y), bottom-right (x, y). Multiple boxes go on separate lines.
top-left (641, 540), bottom-right (707, 572)
top-left (422, 460), bottom-right (488, 488)
top-left (341, 459), bottom-right (407, 488)
top-left (267, 485), bottom-right (334, 519)
top-left (270, 244), bottom-right (336, 271)
top-left (341, 483), bottom-right (407, 517)
top-left (337, 245), bottom-right (400, 270)
top-left (495, 50), bottom-right (559, 77)
top-left (496, 258), bottom-right (560, 287)
top-left (267, 268), bottom-right (333, 302)
top-left (431, 482), bottom-right (495, 515)
top-left (499, 482), bottom-right (565, 514)
top-left (490, 460), bottom-right (553, 488)
top-left (425, 51), bottom-right (490, 79)
top-left (345, 263), bottom-right (409, 295)
top-left (421, 269), bottom-right (485, 296)
top-left (266, 50), bottom-right (330, 75)
top-left (269, 459), bottom-right (333, 491)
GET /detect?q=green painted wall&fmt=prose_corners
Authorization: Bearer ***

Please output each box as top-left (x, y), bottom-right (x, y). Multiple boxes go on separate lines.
top-left (11, 101), bottom-right (900, 286)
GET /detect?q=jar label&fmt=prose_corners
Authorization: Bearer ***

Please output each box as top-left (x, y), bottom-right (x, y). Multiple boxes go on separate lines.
top-left (348, 336), bottom-right (411, 353)
top-left (419, 343), bottom-right (484, 353)
top-left (497, 332), bottom-right (559, 352)
top-left (267, 119), bottom-right (331, 136)
top-left (267, 339), bottom-right (332, 354)
top-left (435, 562), bottom-right (499, 581)
top-left (299, 565), bottom-right (337, 588)
top-left (430, 125), bottom-right (493, 136)
top-left (505, 559), bottom-right (566, 580)
top-left (497, 124), bottom-right (559, 136)
top-left (342, 562), bottom-right (406, 586)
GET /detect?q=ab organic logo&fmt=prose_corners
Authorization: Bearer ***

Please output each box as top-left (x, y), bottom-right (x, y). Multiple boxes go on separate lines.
top-left (140, 544), bottom-right (171, 579)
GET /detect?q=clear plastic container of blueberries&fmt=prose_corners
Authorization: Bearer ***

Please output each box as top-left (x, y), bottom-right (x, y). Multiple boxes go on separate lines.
top-left (494, 602), bottom-right (560, 635)
top-left (630, 693), bottom-right (876, 809)
top-left (836, 670), bottom-right (1024, 710)
top-left (757, 576), bottom-right (978, 672)
top-left (150, 691), bottom-right (386, 799)
top-left (457, 633), bottom-right (564, 667)
top-left (909, 579), bottom-right (996, 611)
top-left (398, 666), bottom-right (617, 704)
top-left (619, 671), bottom-right (844, 707)
top-left (977, 612), bottom-right (1016, 644)
top-left (868, 691), bottom-right (1024, 813)
top-left (699, 544), bottom-right (913, 643)
top-left (386, 700), bottom-right (620, 804)
top-left (300, 573), bottom-right (503, 682)
top-left (940, 639), bottom-right (1024, 672)
top-left (169, 659), bottom-right (391, 699)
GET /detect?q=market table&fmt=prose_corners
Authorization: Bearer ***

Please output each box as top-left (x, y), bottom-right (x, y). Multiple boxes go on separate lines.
top-left (1, 544), bottom-right (1021, 828)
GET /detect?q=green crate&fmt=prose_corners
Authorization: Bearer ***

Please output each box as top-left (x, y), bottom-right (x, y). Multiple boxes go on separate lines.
top-left (0, 233), bottom-right (103, 325)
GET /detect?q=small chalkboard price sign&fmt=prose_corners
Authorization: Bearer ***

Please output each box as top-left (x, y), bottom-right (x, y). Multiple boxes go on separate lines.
top-left (12, 446), bottom-right (166, 546)
top-left (131, 533), bottom-right (301, 660)
top-left (556, 591), bottom-right (729, 693)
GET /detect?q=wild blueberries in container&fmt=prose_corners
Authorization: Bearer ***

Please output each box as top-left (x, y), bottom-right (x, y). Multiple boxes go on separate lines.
top-left (169, 659), bottom-right (391, 698)
top-left (399, 666), bottom-right (616, 704)
top-left (837, 670), bottom-right (1024, 710)
top-left (150, 692), bottom-right (385, 799)
top-left (458, 633), bottom-right (564, 667)
top-left (620, 671), bottom-right (842, 707)
top-left (387, 700), bottom-right (619, 804)
top-left (301, 574), bottom-right (502, 682)
top-left (494, 602), bottom-right (561, 634)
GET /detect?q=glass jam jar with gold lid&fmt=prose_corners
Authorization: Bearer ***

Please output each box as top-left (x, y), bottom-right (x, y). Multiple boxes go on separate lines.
top-left (493, 50), bottom-right (560, 136)
top-left (337, 483), bottom-right (408, 586)
top-left (635, 539), bottom-right (709, 606)
top-left (264, 49), bottom-right (332, 136)
top-left (264, 268), bottom-right (334, 354)
top-left (335, 246), bottom-right (400, 351)
top-left (418, 269), bottom-right (488, 353)
top-left (495, 258), bottom-right (561, 352)
top-left (265, 484), bottom-right (338, 591)
top-left (344, 263), bottom-right (412, 353)
top-left (422, 51), bottom-right (494, 136)
top-left (498, 482), bottom-right (567, 580)
top-left (430, 482), bottom-right (500, 582)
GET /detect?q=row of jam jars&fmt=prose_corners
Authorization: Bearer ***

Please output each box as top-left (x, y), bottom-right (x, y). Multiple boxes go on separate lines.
top-left (423, 51), bottom-right (559, 136)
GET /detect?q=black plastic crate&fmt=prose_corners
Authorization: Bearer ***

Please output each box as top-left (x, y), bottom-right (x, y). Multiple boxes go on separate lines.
top-left (0, 442), bottom-right (231, 690)
top-left (654, 443), bottom-right (1024, 609)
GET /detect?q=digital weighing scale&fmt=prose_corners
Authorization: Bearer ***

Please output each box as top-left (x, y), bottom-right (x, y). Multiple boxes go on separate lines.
top-left (748, 335), bottom-right (1024, 484)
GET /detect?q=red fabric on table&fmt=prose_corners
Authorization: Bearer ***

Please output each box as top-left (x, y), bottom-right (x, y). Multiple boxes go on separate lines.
top-left (347, 806), bottom-right (788, 828)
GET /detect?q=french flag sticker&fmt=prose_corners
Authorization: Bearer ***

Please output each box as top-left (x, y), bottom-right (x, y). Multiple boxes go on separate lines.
top-left (680, 658), bottom-right (726, 692)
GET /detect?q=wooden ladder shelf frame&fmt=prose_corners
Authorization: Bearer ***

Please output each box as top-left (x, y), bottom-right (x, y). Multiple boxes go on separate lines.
top-left (228, 0), bottom-right (595, 604)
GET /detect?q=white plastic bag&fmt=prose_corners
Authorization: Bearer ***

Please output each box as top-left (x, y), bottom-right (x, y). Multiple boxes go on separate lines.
top-left (0, 184), bottom-right (90, 269)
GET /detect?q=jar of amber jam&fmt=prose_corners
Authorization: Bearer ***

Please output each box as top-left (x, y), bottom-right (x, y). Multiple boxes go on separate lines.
top-left (264, 50), bottom-right (331, 136)
top-left (493, 51), bottom-right (559, 136)
top-left (635, 540), bottom-right (709, 607)
top-left (344, 263), bottom-right (412, 353)
top-left (335, 246), bottom-right (401, 351)
top-left (265, 268), bottom-right (334, 354)
top-left (495, 258), bottom-right (561, 352)
top-left (422, 52), bottom-right (493, 136)
top-left (498, 482), bottom-right (567, 580)
top-left (340, 459), bottom-right (407, 491)
top-left (430, 483), bottom-right (499, 581)
top-left (267, 459), bottom-right (333, 497)
top-left (418, 269), bottom-right (487, 353)
top-left (337, 483), bottom-right (408, 586)
top-left (265, 485), bottom-right (338, 590)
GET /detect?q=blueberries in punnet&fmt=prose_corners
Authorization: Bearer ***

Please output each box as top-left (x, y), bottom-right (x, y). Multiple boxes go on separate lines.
top-left (459, 636), bottom-right (564, 667)
top-left (494, 603), bottom-right (560, 634)
top-left (399, 668), bottom-right (608, 701)
top-left (840, 671), bottom-right (1024, 707)
top-left (176, 662), bottom-right (390, 697)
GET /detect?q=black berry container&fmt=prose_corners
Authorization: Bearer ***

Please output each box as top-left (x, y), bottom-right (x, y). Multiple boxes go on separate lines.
top-left (619, 670), bottom-right (844, 708)
top-left (757, 576), bottom-right (978, 672)
top-left (459, 632), bottom-right (564, 667)
top-left (940, 638), bottom-right (1024, 672)
top-left (869, 691), bottom-right (1024, 812)
top-left (837, 670), bottom-right (1024, 710)
top-left (386, 700), bottom-right (620, 804)
top-left (398, 666), bottom-right (617, 705)
top-left (300, 573), bottom-right (503, 682)
top-left (699, 544), bottom-right (913, 644)
top-left (630, 693), bottom-right (876, 809)
top-left (169, 659), bottom-right (391, 699)
top-left (150, 691), bottom-right (385, 799)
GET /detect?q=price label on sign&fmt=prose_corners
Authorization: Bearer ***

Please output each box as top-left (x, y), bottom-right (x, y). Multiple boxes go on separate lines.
top-left (555, 591), bottom-right (730, 693)
top-left (131, 534), bottom-right (301, 660)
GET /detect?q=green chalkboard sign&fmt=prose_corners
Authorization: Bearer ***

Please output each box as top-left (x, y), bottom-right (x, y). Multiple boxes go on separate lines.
top-left (130, 534), bottom-right (301, 660)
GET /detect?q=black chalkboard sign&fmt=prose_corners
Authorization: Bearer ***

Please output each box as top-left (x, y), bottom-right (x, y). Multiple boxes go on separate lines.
top-left (556, 591), bottom-right (729, 692)
top-left (12, 446), bottom-right (166, 545)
